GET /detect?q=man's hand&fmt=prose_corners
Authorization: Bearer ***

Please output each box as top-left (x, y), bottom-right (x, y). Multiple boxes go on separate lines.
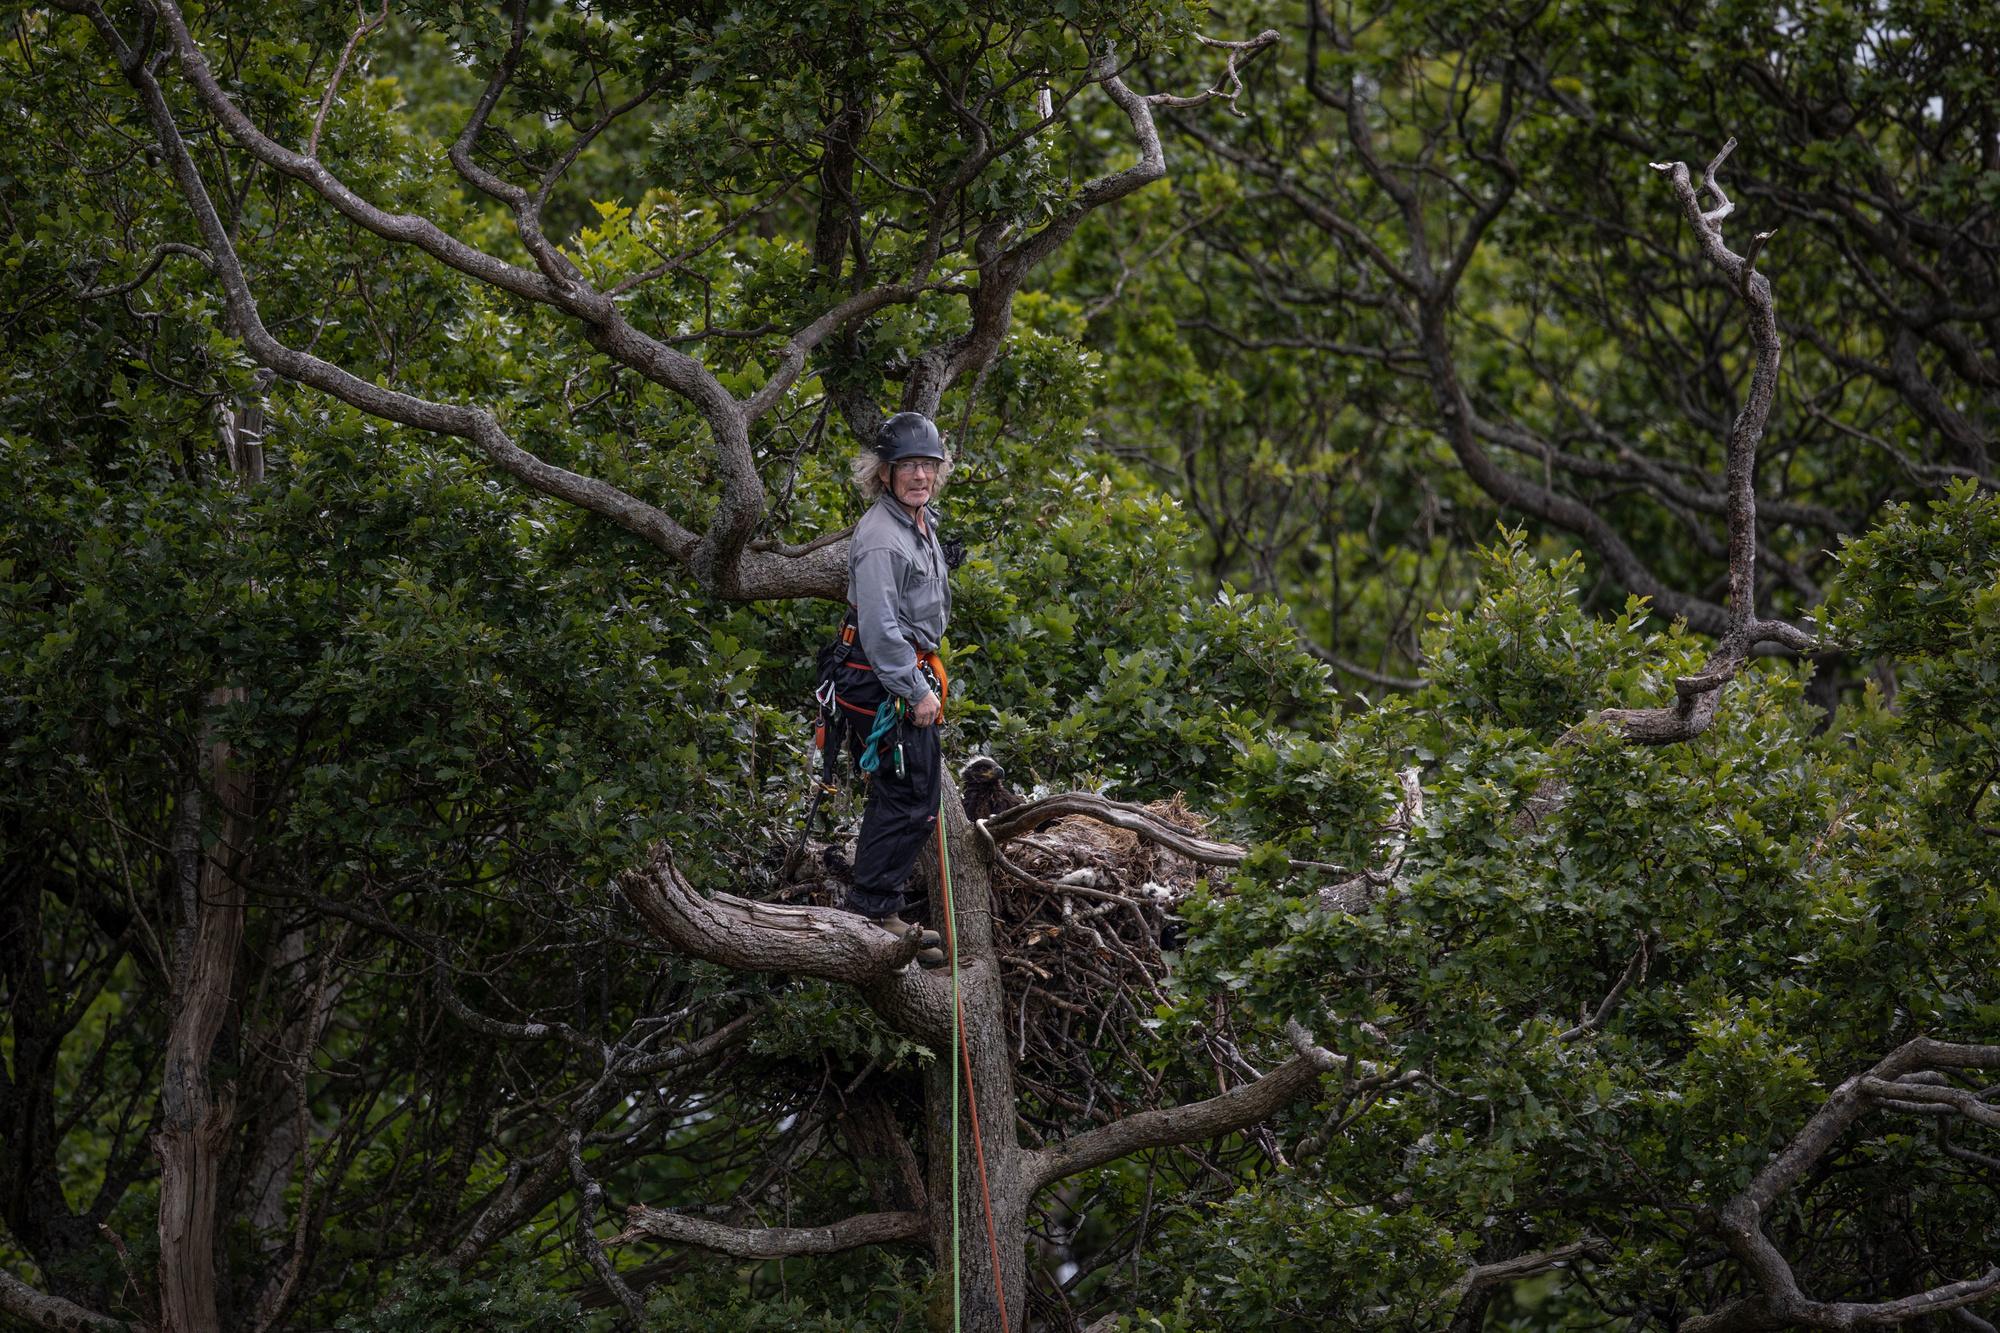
top-left (911, 693), bottom-right (941, 728)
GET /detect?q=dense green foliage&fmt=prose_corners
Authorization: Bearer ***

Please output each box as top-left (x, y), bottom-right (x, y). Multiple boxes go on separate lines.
top-left (3, 0), bottom-right (1997, 1329)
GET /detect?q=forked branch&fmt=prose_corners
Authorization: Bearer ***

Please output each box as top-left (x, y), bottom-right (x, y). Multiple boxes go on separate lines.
top-left (1577, 142), bottom-right (1815, 747)
top-left (1146, 30), bottom-right (1283, 116)
top-left (1684, 1037), bottom-right (2000, 1333)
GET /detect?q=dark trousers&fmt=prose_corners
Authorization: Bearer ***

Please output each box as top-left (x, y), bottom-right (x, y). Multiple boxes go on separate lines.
top-left (833, 662), bottom-right (941, 918)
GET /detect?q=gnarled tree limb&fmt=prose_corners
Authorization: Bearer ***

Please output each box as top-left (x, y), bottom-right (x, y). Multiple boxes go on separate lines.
top-left (981, 792), bottom-right (1246, 864)
top-left (1684, 1037), bottom-right (2000, 1333)
top-left (1586, 141), bottom-right (1815, 747)
top-left (616, 844), bottom-right (951, 1046)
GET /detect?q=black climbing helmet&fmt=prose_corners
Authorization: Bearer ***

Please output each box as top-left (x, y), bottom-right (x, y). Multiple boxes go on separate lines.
top-left (873, 411), bottom-right (946, 464)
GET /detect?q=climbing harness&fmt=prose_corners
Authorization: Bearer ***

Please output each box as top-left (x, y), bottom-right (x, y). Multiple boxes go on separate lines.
top-left (937, 814), bottom-right (1012, 1333)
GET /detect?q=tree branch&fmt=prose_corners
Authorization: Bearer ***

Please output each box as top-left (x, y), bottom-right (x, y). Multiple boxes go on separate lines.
top-left (1559, 932), bottom-right (1658, 1041)
top-left (305, 0), bottom-right (388, 160)
top-left (145, 0), bottom-right (557, 305)
top-left (1145, 31), bottom-right (1282, 116)
top-left (1575, 143), bottom-right (1815, 747)
top-left (67, 0), bottom-right (851, 601)
top-left (0, 1270), bottom-right (130, 1333)
top-left (1025, 1054), bottom-right (1321, 1193)
top-left (1685, 1038), bottom-right (2000, 1333)
top-left (1448, 1239), bottom-right (1604, 1301)
top-left (903, 30), bottom-right (1273, 415)
top-left (75, 241), bottom-right (213, 300)
top-left (980, 792), bottom-right (1244, 864)
top-left (612, 1205), bottom-right (925, 1257)
top-left (615, 844), bottom-right (950, 1045)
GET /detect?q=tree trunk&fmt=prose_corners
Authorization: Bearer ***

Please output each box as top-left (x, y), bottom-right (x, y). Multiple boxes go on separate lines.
top-left (924, 793), bottom-right (1030, 1331)
top-left (157, 698), bottom-right (252, 1333)
top-left (157, 386), bottom-right (266, 1332)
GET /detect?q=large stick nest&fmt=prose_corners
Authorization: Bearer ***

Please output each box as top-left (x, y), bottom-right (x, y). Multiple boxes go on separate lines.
top-left (984, 795), bottom-right (1239, 1138)
top-left (778, 791), bottom-right (1265, 1144)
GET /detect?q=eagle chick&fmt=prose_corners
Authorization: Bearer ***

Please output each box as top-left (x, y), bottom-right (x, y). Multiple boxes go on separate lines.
top-left (960, 755), bottom-right (1024, 823)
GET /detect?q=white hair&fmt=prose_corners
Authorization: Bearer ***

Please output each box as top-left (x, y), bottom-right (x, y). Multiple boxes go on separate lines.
top-left (850, 447), bottom-right (954, 500)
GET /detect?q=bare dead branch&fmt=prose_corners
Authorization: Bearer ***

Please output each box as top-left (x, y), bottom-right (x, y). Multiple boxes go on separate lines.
top-left (981, 792), bottom-right (1244, 864)
top-left (615, 1008), bottom-right (762, 1077)
top-left (1559, 931), bottom-right (1658, 1041)
top-left (75, 241), bottom-right (213, 300)
top-left (613, 1205), bottom-right (925, 1257)
top-left (1552, 143), bottom-right (1817, 750)
top-left (1146, 30), bottom-right (1283, 116)
top-left (1283, 1019), bottom-right (1411, 1089)
top-left (1448, 1239), bottom-right (1604, 1300)
top-left (569, 1130), bottom-right (648, 1326)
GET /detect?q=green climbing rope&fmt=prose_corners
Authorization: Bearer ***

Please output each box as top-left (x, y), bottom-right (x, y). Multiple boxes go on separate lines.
top-left (943, 813), bottom-right (961, 1332)
top-left (858, 696), bottom-right (904, 776)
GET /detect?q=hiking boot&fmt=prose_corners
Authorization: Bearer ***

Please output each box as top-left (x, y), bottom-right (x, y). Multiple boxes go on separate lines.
top-left (870, 913), bottom-right (946, 968)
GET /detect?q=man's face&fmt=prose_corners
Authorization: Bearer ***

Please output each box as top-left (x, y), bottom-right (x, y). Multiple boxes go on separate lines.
top-left (889, 458), bottom-right (940, 509)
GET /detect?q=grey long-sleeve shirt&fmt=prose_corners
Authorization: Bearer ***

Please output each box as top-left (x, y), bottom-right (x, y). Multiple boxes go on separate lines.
top-left (847, 492), bottom-right (952, 705)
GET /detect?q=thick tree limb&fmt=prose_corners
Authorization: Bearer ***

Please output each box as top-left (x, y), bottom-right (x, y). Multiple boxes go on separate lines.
top-left (57, 1), bottom-right (725, 574)
top-left (617, 845), bottom-right (919, 980)
top-left (1024, 1054), bottom-right (1321, 1193)
top-left (616, 844), bottom-right (950, 1045)
top-left (1684, 1038), bottom-right (2000, 1333)
top-left (0, 1270), bottom-right (129, 1333)
top-left (613, 1205), bottom-right (924, 1257)
top-left (144, 0), bottom-right (560, 307)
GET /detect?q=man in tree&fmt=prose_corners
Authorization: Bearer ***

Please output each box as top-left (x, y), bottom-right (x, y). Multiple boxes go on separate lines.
top-left (836, 411), bottom-right (954, 964)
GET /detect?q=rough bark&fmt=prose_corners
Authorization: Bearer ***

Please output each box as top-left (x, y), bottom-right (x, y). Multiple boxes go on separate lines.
top-left (157, 690), bottom-right (252, 1333)
top-left (616, 1205), bottom-right (926, 1257)
top-left (156, 366), bottom-right (267, 1333)
top-left (923, 793), bottom-right (1029, 1330)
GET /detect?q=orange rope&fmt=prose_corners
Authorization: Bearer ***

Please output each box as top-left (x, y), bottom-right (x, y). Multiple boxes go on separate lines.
top-left (937, 817), bottom-right (1013, 1333)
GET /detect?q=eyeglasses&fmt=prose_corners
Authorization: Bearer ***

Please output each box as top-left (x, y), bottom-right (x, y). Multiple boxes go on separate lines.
top-left (891, 459), bottom-right (942, 476)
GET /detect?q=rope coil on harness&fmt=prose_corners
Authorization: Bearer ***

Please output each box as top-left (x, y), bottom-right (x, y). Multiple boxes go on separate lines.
top-left (857, 697), bottom-right (904, 776)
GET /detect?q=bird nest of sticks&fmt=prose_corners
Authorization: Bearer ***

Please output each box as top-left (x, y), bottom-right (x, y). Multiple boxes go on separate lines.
top-left (777, 768), bottom-right (1268, 1143)
top-left (982, 792), bottom-right (1242, 1136)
